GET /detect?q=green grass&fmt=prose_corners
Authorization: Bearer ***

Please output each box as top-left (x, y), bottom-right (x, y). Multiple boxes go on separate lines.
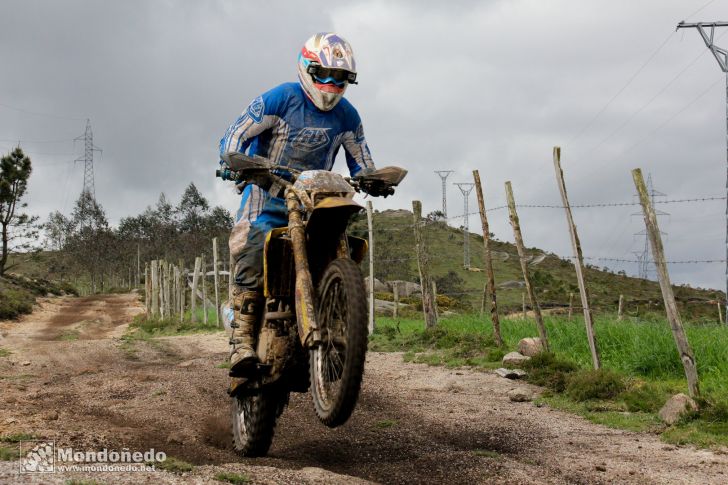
top-left (0, 445), bottom-right (19, 461)
top-left (0, 348), bottom-right (10, 357)
top-left (370, 313), bottom-right (728, 448)
top-left (374, 419), bottom-right (397, 429)
top-left (153, 456), bottom-right (194, 474)
top-left (0, 432), bottom-right (36, 443)
top-left (124, 313), bottom-right (221, 341)
top-left (214, 471), bottom-right (250, 484)
top-left (65, 480), bottom-right (103, 485)
top-left (58, 330), bottom-right (80, 341)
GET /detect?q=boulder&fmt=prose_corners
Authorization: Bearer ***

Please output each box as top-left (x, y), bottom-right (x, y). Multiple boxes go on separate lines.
top-left (518, 338), bottom-right (544, 357)
top-left (502, 352), bottom-right (530, 366)
top-left (658, 393), bottom-right (698, 425)
top-left (387, 280), bottom-right (422, 297)
top-left (364, 276), bottom-right (389, 293)
top-left (374, 299), bottom-right (408, 314)
top-left (495, 368), bottom-right (527, 379)
top-left (498, 280), bottom-right (525, 289)
top-left (508, 388), bottom-right (533, 402)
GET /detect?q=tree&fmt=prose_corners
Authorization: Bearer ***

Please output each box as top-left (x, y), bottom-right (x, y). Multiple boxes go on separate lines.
top-left (65, 191), bottom-right (112, 291)
top-left (0, 147), bottom-right (39, 275)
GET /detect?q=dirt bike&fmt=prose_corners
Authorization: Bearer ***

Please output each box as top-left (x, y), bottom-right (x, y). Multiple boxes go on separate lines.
top-left (216, 152), bottom-right (407, 457)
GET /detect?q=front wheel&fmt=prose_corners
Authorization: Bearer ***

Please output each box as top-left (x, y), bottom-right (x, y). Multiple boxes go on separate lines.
top-left (231, 388), bottom-right (286, 457)
top-left (310, 258), bottom-right (368, 427)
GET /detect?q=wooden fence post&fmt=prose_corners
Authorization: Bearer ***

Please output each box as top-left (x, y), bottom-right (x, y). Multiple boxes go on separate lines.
top-left (179, 259), bottom-right (186, 322)
top-left (137, 244), bottom-right (141, 288)
top-left (522, 292), bottom-right (527, 320)
top-left (202, 255), bottom-right (208, 326)
top-left (718, 301), bottom-right (723, 325)
top-left (366, 201), bottom-right (375, 335)
top-left (568, 292), bottom-right (574, 320)
top-left (151, 260), bottom-right (159, 317)
top-left (506, 181), bottom-right (550, 351)
top-left (618, 294), bottom-right (625, 321)
top-left (213, 238), bottom-right (221, 328)
top-left (228, 252), bottom-right (234, 300)
top-left (191, 257), bottom-right (201, 322)
top-left (553, 147), bottom-right (600, 369)
top-left (412, 200), bottom-right (438, 328)
top-left (144, 262), bottom-right (150, 317)
top-left (432, 280), bottom-right (439, 321)
top-left (633, 168), bottom-right (699, 397)
top-left (473, 169), bottom-right (503, 346)
top-left (393, 284), bottom-right (399, 319)
top-left (164, 261), bottom-right (172, 318)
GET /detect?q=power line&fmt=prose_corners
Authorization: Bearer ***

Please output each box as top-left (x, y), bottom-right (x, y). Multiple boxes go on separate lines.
top-left (0, 101), bottom-right (84, 121)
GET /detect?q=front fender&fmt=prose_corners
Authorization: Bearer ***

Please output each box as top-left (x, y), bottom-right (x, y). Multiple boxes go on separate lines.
top-left (305, 197), bottom-right (363, 237)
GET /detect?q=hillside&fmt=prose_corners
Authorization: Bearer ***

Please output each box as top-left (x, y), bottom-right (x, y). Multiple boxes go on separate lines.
top-left (350, 209), bottom-right (724, 322)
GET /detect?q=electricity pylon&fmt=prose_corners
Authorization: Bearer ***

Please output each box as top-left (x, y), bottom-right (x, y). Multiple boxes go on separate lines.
top-left (434, 171), bottom-right (454, 218)
top-left (677, 20), bottom-right (728, 321)
top-left (632, 173), bottom-right (668, 280)
top-left (75, 119), bottom-right (102, 200)
top-left (454, 182), bottom-right (475, 269)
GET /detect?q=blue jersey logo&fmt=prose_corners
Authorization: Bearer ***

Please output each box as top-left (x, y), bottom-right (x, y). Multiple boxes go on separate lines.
top-left (248, 96), bottom-right (265, 123)
top-left (291, 127), bottom-right (330, 150)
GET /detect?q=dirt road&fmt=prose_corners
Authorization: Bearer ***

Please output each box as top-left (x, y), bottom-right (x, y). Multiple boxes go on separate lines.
top-left (0, 293), bottom-right (726, 484)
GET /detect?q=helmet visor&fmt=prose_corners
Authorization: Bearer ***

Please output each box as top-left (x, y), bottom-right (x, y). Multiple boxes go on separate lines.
top-left (306, 64), bottom-right (357, 85)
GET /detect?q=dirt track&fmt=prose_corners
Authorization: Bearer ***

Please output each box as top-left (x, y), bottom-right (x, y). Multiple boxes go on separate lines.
top-left (0, 293), bottom-right (727, 484)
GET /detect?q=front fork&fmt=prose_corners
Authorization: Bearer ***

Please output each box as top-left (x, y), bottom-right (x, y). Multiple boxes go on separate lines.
top-left (285, 190), bottom-right (321, 348)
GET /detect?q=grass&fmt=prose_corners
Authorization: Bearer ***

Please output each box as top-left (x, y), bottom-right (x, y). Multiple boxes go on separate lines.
top-left (0, 432), bottom-right (36, 443)
top-left (374, 419), bottom-right (397, 429)
top-left (123, 312), bottom-right (221, 341)
top-left (0, 445), bottom-right (18, 461)
top-left (0, 348), bottom-right (10, 357)
top-left (214, 471), bottom-right (250, 484)
top-left (370, 313), bottom-right (728, 448)
top-left (153, 456), bottom-right (194, 474)
top-left (58, 330), bottom-right (80, 341)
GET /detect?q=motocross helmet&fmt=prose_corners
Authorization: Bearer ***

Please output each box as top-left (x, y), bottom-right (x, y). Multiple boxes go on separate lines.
top-left (297, 32), bottom-right (357, 111)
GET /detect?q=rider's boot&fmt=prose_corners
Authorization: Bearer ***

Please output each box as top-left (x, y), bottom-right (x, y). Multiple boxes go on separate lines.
top-left (229, 289), bottom-right (263, 376)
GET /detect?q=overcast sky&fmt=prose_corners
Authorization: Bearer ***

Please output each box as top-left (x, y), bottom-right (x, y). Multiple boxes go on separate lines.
top-left (2, 0), bottom-right (727, 290)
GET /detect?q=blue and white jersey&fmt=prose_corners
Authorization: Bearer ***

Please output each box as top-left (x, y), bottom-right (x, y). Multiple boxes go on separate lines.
top-left (219, 82), bottom-right (375, 177)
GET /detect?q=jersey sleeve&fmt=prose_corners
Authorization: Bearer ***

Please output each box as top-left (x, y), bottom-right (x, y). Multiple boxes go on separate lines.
top-left (219, 86), bottom-right (287, 160)
top-left (340, 108), bottom-right (375, 176)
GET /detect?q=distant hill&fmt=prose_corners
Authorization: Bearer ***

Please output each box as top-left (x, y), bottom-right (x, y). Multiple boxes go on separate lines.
top-left (349, 209), bottom-right (724, 322)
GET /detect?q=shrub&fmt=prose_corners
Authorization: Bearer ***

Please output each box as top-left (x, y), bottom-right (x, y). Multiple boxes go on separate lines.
top-left (565, 369), bottom-right (625, 401)
top-left (523, 352), bottom-right (579, 392)
top-left (620, 382), bottom-right (665, 412)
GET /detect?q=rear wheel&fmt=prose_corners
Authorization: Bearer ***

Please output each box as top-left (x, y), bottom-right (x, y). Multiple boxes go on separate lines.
top-left (231, 388), bottom-right (286, 457)
top-left (310, 258), bottom-right (368, 427)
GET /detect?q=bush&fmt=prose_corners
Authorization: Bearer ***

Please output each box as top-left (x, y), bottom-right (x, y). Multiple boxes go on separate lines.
top-left (0, 286), bottom-right (34, 319)
top-left (620, 382), bottom-right (666, 412)
top-left (565, 369), bottom-right (625, 402)
top-left (523, 352), bottom-right (579, 392)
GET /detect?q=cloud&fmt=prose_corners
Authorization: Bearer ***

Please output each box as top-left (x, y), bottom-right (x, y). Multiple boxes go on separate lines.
top-left (2, 0), bottom-right (726, 289)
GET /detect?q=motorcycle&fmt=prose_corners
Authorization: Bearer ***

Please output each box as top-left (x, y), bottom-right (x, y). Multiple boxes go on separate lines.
top-left (216, 152), bottom-right (407, 457)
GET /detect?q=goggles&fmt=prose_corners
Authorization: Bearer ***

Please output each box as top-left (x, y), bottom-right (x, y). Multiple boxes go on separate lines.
top-left (306, 63), bottom-right (358, 85)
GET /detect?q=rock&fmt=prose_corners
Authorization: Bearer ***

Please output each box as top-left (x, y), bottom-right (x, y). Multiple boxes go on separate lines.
top-left (374, 299), bottom-right (408, 314)
top-left (21, 361), bottom-right (31, 366)
top-left (387, 280), bottom-right (422, 297)
top-left (502, 352), bottom-right (530, 366)
top-left (495, 368), bottom-right (527, 379)
top-left (498, 280), bottom-right (525, 289)
top-left (177, 359), bottom-right (197, 368)
top-left (508, 388), bottom-right (533, 402)
top-left (4, 417), bottom-right (16, 424)
top-left (364, 276), bottom-right (388, 293)
top-left (659, 393), bottom-right (698, 425)
top-left (518, 338), bottom-right (544, 357)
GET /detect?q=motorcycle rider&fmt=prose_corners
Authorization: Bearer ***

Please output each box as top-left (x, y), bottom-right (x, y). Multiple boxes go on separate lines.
top-left (219, 32), bottom-right (376, 376)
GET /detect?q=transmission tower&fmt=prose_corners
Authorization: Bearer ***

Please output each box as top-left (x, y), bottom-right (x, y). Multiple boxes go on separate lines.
top-left (454, 182), bottom-right (475, 269)
top-left (75, 119), bottom-right (102, 199)
top-left (676, 20), bottom-right (728, 319)
top-left (632, 173), bottom-right (668, 279)
top-left (434, 171), bottom-right (454, 218)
